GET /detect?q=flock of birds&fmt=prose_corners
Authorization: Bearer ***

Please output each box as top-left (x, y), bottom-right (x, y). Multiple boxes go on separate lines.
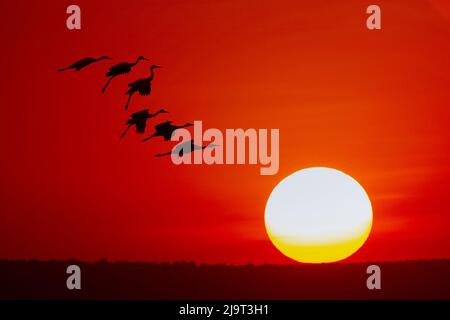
top-left (58, 55), bottom-right (215, 157)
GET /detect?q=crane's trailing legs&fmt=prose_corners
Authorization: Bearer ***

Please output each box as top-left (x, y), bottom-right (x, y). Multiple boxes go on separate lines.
top-left (142, 133), bottom-right (156, 142)
top-left (102, 75), bottom-right (116, 93)
top-left (155, 152), bottom-right (172, 157)
top-left (124, 92), bottom-right (134, 110)
top-left (120, 124), bottom-right (133, 139)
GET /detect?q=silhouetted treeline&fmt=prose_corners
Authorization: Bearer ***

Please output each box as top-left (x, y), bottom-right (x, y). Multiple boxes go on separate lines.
top-left (1, 260), bottom-right (449, 300)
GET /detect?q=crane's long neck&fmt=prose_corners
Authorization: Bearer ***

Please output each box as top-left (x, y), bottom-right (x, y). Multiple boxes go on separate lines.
top-left (204, 144), bottom-right (215, 150)
top-left (192, 143), bottom-right (212, 152)
top-left (131, 59), bottom-right (140, 67)
top-left (149, 68), bottom-right (155, 81)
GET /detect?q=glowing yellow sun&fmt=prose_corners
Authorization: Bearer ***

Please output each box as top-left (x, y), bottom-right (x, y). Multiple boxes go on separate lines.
top-left (265, 167), bottom-right (372, 263)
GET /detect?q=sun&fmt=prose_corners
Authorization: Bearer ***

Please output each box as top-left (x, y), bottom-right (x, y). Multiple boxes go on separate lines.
top-left (265, 167), bottom-right (372, 263)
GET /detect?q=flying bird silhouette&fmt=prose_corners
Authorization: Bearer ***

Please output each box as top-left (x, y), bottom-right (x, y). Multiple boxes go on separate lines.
top-left (120, 109), bottom-right (169, 139)
top-left (58, 56), bottom-right (111, 72)
top-left (102, 56), bottom-right (148, 93)
top-left (142, 121), bottom-right (193, 142)
top-left (155, 140), bottom-right (217, 157)
top-left (124, 65), bottom-right (161, 110)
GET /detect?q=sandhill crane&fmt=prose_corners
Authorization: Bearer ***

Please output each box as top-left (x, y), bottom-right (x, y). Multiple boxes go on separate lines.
top-left (58, 56), bottom-right (111, 72)
top-left (142, 121), bottom-right (193, 142)
top-left (120, 109), bottom-right (169, 139)
top-left (102, 56), bottom-right (148, 93)
top-left (155, 140), bottom-right (216, 157)
top-left (124, 65), bottom-right (161, 110)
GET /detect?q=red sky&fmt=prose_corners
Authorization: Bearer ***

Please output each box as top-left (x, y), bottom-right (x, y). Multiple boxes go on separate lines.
top-left (0, 0), bottom-right (449, 264)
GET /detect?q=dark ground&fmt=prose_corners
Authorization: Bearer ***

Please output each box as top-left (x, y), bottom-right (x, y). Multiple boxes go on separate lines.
top-left (1, 260), bottom-right (449, 300)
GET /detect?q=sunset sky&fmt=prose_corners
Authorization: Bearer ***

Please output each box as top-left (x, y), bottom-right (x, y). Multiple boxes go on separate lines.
top-left (0, 0), bottom-right (449, 264)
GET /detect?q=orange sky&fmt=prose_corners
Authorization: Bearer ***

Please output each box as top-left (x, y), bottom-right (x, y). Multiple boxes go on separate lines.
top-left (0, 0), bottom-right (449, 264)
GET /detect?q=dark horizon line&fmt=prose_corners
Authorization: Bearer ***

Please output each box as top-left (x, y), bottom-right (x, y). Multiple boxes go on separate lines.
top-left (1, 258), bottom-right (450, 266)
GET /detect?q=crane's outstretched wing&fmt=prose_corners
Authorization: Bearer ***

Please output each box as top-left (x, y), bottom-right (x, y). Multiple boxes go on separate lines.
top-left (155, 121), bottom-right (173, 131)
top-left (138, 85), bottom-right (151, 96)
top-left (106, 62), bottom-right (131, 76)
top-left (127, 78), bottom-right (142, 88)
top-left (131, 109), bottom-right (149, 119)
top-left (72, 57), bottom-right (95, 67)
top-left (135, 120), bottom-right (147, 134)
top-left (156, 141), bottom-right (195, 158)
top-left (126, 79), bottom-right (150, 95)
top-left (162, 130), bottom-right (174, 141)
top-left (174, 140), bottom-right (194, 155)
